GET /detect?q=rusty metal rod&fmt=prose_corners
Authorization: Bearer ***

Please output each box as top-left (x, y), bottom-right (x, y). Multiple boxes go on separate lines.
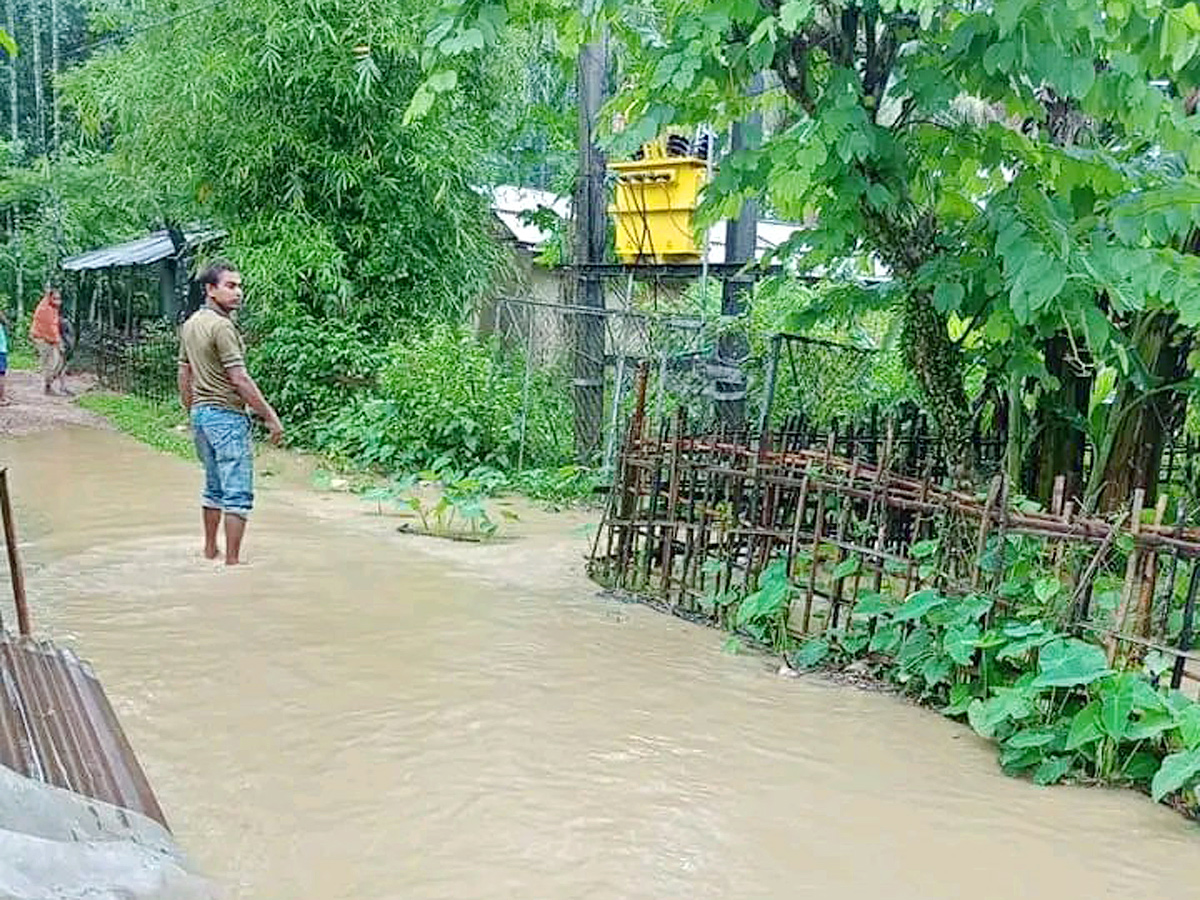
top-left (0, 469), bottom-right (31, 636)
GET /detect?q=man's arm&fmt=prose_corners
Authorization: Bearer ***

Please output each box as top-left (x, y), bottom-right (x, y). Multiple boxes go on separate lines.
top-left (226, 365), bottom-right (284, 444)
top-left (178, 362), bottom-right (194, 412)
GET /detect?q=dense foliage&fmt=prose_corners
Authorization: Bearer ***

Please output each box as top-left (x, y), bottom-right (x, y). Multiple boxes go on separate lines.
top-left (315, 322), bottom-right (573, 472)
top-left (417, 0), bottom-right (1200, 505)
top-left (63, 0), bottom-right (510, 325)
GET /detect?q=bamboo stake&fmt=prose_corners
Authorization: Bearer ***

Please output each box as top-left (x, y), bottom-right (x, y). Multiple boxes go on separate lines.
top-left (1158, 502), bottom-right (1186, 642)
top-left (971, 475), bottom-right (1003, 590)
top-left (1132, 495), bottom-right (1169, 643)
top-left (0, 469), bottom-right (30, 636)
top-left (1108, 488), bottom-right (1146, 665)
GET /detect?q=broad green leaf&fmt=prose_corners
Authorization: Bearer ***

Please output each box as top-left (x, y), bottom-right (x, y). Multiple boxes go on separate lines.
top-left (944, 623), bottom-right (981, 665)
top-left (1124, 751), bottom-right (1161, 782)
top-left (997, 631), bottom-right (1059, 661)
top-left (779, 0), bottom-right (813, 32)
top-left (911, 539), bottom-right (939, 559)
top-left (402, 83), bottom-right (436, 125)
top-left (1100, 675), bottom-right (1137, 739)
top-left (832, 555), bottom-right (861, 579)
top-left (793, 637), bottom-right (830, 668)
top-left (427, 70), bottom-right (459, 93)
top-left (892, 589), bottom-right (946, 622)
top-left (967, 685), bottom-right (1037, 738)
top-left (1033, 755), bottom-right (1073, 786)
top-left (921, 655), bottom-right (953, 687)
top-left (943, 682), bottom-right (976, 716)
top-left (1151, 748), bottom-right (1200, 801)
top-left (948, 594), bottom-right (993, 625)
top-left (933, 282), bottom-right (965, 311)
top-left (1127, 710), bottom-right (1176, 741)
top-left (1003, 621), bottom-right (1047, 638)
top-left (1033, 577), bottom-right (1061, 603)
top-left (1031, 639), bottom-right (1113, 688)
top-left (1067, 701), bottom-right (1103, 750)
top-left (1005, 726), bottom-right (1057, 749)
top-left (1177, 703), bottom-right (1200, 749)
top-left (852, 592), bottom-right (891, 618)
top-left (869, 622), bottom-right (902, 654)
top-left (1000, 744), bottom-right (1042, 773)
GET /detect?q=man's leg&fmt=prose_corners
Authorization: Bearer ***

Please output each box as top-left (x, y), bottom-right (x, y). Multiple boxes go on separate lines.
top-left (224, 514), bottom-right (247, 566)
top-left (215, 411), bottom-right (254, 566)
top-left (203, 507), bottom-right (222, 559)
top-left (52, 346), bottom-right (69, 395)
top-left (193, 409), bottom-right (226, 560)
top-left (36, 341), bottom-right (52, 393)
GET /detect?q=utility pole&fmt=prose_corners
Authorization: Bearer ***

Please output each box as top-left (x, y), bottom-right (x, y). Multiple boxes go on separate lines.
top-left (713, 77), bottom-right (763, 430)
top-left (572, 33), bottom-right (607, 461)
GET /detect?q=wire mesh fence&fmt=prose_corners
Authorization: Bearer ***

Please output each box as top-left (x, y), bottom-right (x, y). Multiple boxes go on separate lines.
top-left (74, 320), bottom-right (179, 405)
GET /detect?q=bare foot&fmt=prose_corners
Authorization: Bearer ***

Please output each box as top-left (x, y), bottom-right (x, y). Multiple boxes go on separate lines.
top-left (203, 546), bottom-right (222, 560)
top-left (224, 556), bottom-right (241, 566)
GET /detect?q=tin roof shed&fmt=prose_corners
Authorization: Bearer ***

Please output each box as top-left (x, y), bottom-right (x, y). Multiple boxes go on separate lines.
top-left (60, 227), bottom-right (226, 272)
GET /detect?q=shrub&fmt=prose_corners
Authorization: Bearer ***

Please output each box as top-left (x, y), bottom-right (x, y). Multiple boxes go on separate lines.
top-left (316, 322), bottom-right (571, 472)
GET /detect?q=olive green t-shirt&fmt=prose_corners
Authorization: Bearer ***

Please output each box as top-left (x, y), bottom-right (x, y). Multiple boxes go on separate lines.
top-left (178, 308), bottom-right (246, 412)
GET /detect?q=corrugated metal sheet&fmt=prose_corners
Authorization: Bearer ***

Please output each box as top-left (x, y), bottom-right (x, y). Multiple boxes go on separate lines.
top-left (61, 228), bottom-right (226, 272)
top-left (0, 633), bottom-right (167, 829)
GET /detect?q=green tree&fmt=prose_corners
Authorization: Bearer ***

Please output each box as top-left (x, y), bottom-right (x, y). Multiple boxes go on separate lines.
top-left (62, 0), bottom-right (513, 326)
top-left (415, 0), bottom-right (1200, 491)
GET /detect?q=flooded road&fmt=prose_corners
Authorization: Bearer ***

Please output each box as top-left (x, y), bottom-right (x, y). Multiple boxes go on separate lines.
top-left (3, 424), bottom-right (1200, 899)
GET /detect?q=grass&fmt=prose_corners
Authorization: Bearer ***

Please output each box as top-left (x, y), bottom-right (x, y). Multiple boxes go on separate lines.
top-left (76, 392), bottom-right (195, 459)
top-left (7, 346), bottom-right (34, 371)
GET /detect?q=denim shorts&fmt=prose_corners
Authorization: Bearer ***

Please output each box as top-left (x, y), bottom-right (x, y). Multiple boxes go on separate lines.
top-left (191, 405), bottom-right (254, 517)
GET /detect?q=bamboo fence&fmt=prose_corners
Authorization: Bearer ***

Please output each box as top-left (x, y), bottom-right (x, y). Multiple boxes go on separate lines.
top-left (590, 375), bottom-right (1200, 688)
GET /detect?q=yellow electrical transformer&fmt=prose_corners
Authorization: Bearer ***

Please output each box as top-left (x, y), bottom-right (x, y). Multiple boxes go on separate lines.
top-left (609, 141), bottom-right (709, 264)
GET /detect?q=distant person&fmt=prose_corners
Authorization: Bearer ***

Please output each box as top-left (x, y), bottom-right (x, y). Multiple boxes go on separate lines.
top-left (29, 287), bottom-right (68, 395)
top-left (177, 260), bottom-right (284, 566)
top-left (0, 308), bottom-right (9, 406)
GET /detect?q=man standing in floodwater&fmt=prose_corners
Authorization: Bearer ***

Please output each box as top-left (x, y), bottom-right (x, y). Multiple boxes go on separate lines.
top-left (177, 260), bottom-right (284, 565)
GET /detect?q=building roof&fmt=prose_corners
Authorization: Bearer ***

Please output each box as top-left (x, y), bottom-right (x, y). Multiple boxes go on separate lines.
top-left (489, 185), bottom-right (572, 249)
top-left (487, 184), bottom-right (804, 263)
top-left (60, 227), bottom-right (226, 271)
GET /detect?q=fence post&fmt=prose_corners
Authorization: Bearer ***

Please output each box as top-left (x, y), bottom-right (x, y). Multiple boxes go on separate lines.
top-left (758, 333), bottom-right (782, 443)
top-left (0, 469), bottom-right (31, 637)
top-left (1172, 560), bottom-right (1200, 690)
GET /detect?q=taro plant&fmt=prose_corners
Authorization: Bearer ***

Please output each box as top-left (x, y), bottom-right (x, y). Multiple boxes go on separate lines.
top-left (358, 468), bottom-right (516, 541)
top-left (733, 560), bottom-right (794, 651)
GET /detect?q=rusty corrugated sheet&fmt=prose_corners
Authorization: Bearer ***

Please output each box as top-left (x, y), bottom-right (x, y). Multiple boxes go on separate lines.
top-left (0, 633), bottom-right (167, 829)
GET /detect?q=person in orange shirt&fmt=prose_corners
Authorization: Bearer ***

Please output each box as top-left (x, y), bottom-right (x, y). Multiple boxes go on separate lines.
top-left (29, 287), bottom-right (69, 396)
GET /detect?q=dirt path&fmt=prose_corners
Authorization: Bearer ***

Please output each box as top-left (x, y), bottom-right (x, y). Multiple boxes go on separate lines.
top-left (0, 370), bottom-right (109, 436)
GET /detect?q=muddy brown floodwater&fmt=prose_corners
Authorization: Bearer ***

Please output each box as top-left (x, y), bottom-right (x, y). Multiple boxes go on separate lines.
top-left (3, 424), bottom-right (1200, 899)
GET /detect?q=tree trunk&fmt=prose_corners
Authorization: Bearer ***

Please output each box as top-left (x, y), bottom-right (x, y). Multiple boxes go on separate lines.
top-left (6, 0), bottom-right (20, 316)
top-left (1095, 312), bottom-right (1191, 512)
top-left (1028, 333), bottom-right (1090, 504)
top-left (28, 0), bottom-right (43, 155)
top-left (49, 0), bottom-right (58, 152)
top-left (900, 289), bottom-right (974, 478)
top-left (865, 205), bottom-right (976, 479)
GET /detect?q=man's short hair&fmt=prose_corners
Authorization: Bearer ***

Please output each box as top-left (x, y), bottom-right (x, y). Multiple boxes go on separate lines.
top-left (199, 259), bottom-right (238, 288)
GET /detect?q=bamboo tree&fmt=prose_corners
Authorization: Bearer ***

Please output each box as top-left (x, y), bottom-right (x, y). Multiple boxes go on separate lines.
top-left (5, 0), bottom-right (20, 314)
top-left (49, 0), bottom-right (58, 151)
top-left (28, 0), bottom-right (43, 155)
